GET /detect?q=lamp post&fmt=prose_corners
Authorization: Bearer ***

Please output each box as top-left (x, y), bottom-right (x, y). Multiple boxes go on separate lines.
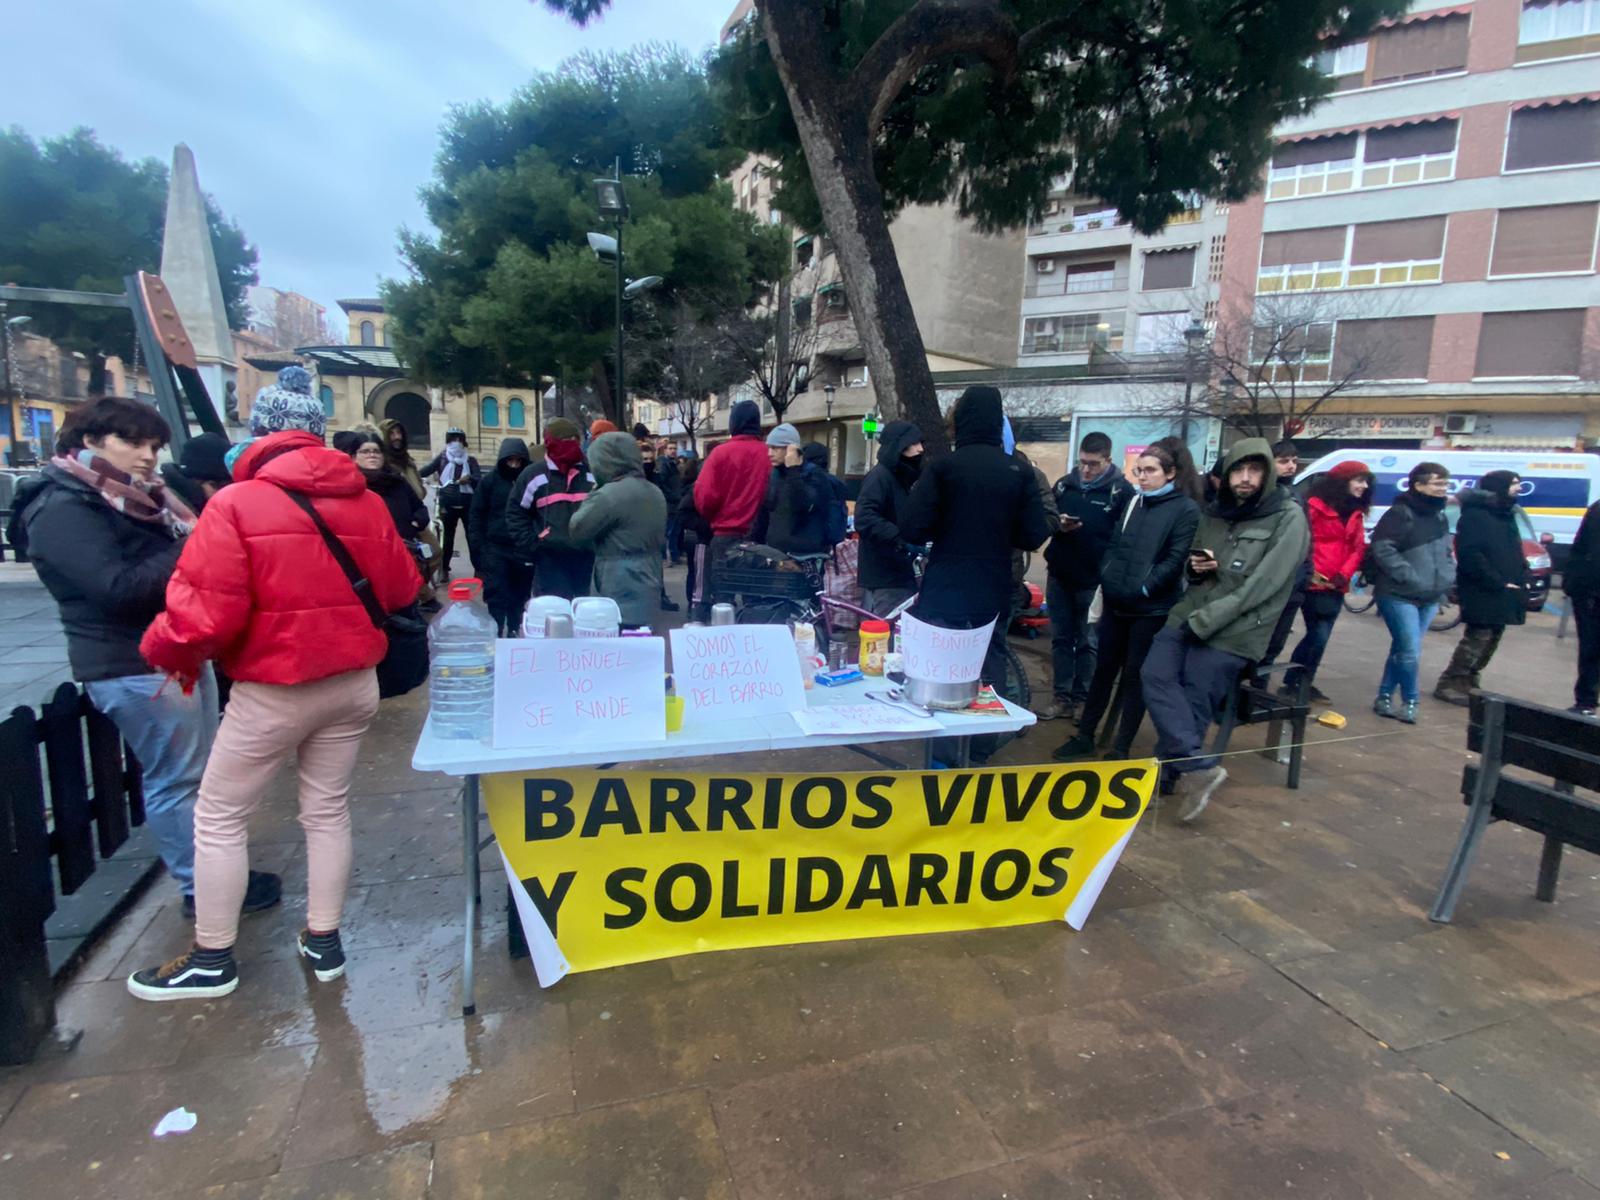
top-left (593, 161), bottom-right (629, 420)
top-left (3, 309), bottom-right (33, 466)
top-left (823, 383), bottom-right (837, 461)
top-left (1179, 317), bottom-right (1208, 447)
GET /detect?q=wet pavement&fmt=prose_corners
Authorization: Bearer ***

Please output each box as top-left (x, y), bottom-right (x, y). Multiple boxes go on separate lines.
top-left (2, 563), bottom-right (1598, 1199)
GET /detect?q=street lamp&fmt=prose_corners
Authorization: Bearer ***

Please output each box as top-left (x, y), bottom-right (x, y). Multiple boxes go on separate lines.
top-left (593, 161), bottom-right (630, 421)
top-left (823, 383), bottom-right (837, 460)
top-left (3, 311), bottom-right (33, 466)
top-left (1179, 317), bottom-right (1208, 446)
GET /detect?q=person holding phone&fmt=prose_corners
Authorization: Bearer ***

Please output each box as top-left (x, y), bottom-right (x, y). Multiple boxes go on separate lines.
top-left (758, 423), bottom-right (830, 556)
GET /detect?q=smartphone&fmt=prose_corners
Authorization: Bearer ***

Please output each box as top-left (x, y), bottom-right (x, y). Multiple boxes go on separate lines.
top-left (1190, 548), bottom-right (1216, 562)
top-left (1058, 515), bottom-right (1082, 531)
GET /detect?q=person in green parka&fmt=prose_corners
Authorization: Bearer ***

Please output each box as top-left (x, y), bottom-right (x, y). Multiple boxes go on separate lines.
top-left (569, 432), bottom-right (666, 629)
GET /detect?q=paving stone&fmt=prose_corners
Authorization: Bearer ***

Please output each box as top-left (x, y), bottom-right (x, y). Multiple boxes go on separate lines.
top-left (179, 1143), bottom-right (434, 1199)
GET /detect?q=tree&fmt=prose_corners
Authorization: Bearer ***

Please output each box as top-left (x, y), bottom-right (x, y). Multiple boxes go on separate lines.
top-left (702, 279), bottom-right (819, 426)
top-left (381, 46), bottom-right (788, 424)
top-left (545, 0), bottom-right (1407, 452)
top-left (0, 127), bottom-right (259, 386)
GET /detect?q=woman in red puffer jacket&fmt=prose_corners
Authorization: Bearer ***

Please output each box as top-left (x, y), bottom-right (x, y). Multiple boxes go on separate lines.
top-left (128, 388), bottom-right (420, 1004)
top-left (1282, 460), bottom-right (1374, 700)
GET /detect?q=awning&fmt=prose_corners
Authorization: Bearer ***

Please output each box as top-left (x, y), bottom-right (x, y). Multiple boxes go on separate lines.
top-left (1449, 434), bottom-right (1582, 449)
top-left (1278, 110), bottom-right (1461, 145)
top-left (1377, 4), bottom-right (1473, 28)
top-left (1512, 93), bottom-right (1600, 112)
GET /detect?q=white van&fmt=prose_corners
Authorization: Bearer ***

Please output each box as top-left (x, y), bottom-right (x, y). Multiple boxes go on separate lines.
top-left (1296, 449), bottom-right (1599, 560)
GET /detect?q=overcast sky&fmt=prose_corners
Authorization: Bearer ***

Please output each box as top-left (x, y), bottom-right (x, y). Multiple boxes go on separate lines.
top-left (7, 0), bottom-right (735, 326)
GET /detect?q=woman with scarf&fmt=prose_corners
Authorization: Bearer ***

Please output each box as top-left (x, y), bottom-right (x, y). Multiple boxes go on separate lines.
top-left (345, 428), bottom-right (430, 540)
top-left (1434, 469), bottom-right (1528, 707)
top-left (420, 428), bottom-right (480, 577)
top-left (19, 395), bottom-right (281, 921)
top-left (507, 418), bottom-right (595, 601)
top-left (1368, 462), bottom-right (1455, 722)
top-left (1281, 461), bottom-right (1374, 701)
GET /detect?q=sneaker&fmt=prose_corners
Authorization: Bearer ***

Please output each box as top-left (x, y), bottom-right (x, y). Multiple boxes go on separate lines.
top-left (127, 946), bottom-right (237, 1002)
top-left (1374, 695), bottom-right (1394, 719)
top-left (183, 871), bottom-right (283, 920)
top-left (1037, 699), bottom-right (1077, 722)
top-left (1307, 684), bottom-right (1330, 703)
top-left (659, 598), bottom-right (681, 612)
top-left (1177, 766), bottom-right (1228, 823)
top-left (1051, 733), bottom-right (1095, 761)
top-left (1398, 699), bottom-right (1420, 724)
top-left (298, 930), bottom-right (347, 982)
top-left (1568, 704), bottom-right (1597, 718)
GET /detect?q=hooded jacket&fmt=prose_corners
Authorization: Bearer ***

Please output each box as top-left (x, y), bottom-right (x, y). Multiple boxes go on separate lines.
top-left (1455, 486), bottom-right (1527, 627)
top-left (1165, 438), bottom-right (1310, 661)
top-left (760, 457), bottom-right (831, 556)
top-left (1566, 501), bottom-right (1600, 599)
top-left (158, 432), bottom-right (233, 515)
top-left (506, 454), bottom-right (596, 560)
top-left (363, 466), bottom-right (431, 538)
top-left (20, 465), bottom-right (185, 681)
top-left (377, 418), bottom-right (426, 500)
top-left (854, 420), bottom-right (923, 590)
top-left (1045, 463), bottom-right (1135, 589)
top-left (140, 431), bottom-right (420, 686)
top-left (900, 387), bottom-right (1052, 621)
top-left (469, 437), bottom-right (531, 557)
top-left (802, 442), bottom-right (849, 545)
top-left (1305, 494), bottom-right (1367, 593)
top-left (1369, 488), bottom-right (1455, 605)
top-left (1098, 487), bottom-right (1202, 617)
top-left (568, 432), bottom-right (667, 626)
top-left (694, 400), bottom-right (772, 536)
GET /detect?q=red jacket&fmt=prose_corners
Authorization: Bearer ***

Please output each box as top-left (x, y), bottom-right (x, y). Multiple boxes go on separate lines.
top-left (693, 435), bottom-right (772, 536)
top-left (1306, 495), bottom-right (1367, 592)
top-left (141, 432), bottom-right (421, 686)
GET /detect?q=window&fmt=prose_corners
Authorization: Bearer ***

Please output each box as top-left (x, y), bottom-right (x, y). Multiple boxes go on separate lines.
top-left (843, 362), bottom-right (869, 387)
top-left (1475, 310), bottom-right (1586, 378)
top-left (507, 396), bottom-right (526, 428)
top-left (1315, 40), bottom-right (1370, 87)
top-left (319, 384), bottom-right (335, 418)
top-left (1251, 321), bottom-right (1334, 381)
top-left (1519, 0), bottom-right (1600, 58)
top-left (1021, 314), bottom-right (1125, 354)
top-left (1268, 119), bottom-right (1457, 200)
top-left (1257, 217), bottom-right (1445, 293)
top-left (1064, 203), bottom-right (1125, 233)
top-left (795, 236), bottom-right (814, 268)
top-left (1257, 226), bottom-right (1347, 291)
top-left (819, 283), bottom-right (848, 315)
top-left (792, 296), bottom-right (813, 327)
top-left (1505, 100), bottom-right (1600, 170)
top-left (1332, 317), bottom-right (1435, 380)
top-left (1369, 13), bottom-right (1470, 84)
top-left (1268, 134), bottom-right (1359, 199)
top-left (1490, 203), bottom-right (1599, 275)
top-left (359, 320), bottom-right (375, 346)
top-left (481, 394), bottom-right (499, 427)
top-left (1133, 311), bottom-right (1192, 353)
top-left (1141, 246), bottom-right (1196, 291)
top-left (1028, 258), bottom-right (1123, 297)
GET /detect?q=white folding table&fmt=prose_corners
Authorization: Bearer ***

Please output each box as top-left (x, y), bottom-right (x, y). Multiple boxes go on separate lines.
top-left (410, 678), bottom-right (1037, 1014)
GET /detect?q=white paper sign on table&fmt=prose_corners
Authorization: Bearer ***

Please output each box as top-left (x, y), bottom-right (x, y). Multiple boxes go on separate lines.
top-left (899, 613), bottom-right (996, 684)
top-left (791, 702), bottom-right (942, 737)
top-left (492, 637), bottom-right (665, 749)
top-left (669, 624), bottom-right (806, 723)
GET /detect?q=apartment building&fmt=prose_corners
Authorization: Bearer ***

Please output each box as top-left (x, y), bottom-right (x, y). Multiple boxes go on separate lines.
top-left (1218, 0), bottom-right (1600, 456)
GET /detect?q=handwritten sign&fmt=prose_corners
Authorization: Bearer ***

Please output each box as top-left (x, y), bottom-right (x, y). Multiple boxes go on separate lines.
top-left (669, 625), bottom-right (806, 724)
top-left (900, 614), bottom-right (996, 685)
top-left (492, 637), bottom-right (666, 749)
top-left (790, 703), bottom-right (941, 738)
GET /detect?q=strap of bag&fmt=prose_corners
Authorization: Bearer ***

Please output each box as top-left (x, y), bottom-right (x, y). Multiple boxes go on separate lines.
top-left (275, 487), bottom-right (386, 630)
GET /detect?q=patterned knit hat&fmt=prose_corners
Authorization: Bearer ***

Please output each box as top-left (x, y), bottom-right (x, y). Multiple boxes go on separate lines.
top-left (250, 365), bottom-right (326, 438)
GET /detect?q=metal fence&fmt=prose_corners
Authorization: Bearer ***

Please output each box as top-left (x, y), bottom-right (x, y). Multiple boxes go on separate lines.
top-left (1, 683), bottom-right (145, 1064)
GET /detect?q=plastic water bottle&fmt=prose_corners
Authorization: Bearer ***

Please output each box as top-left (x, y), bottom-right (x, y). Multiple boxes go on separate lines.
top-left (428, 578), bottom-right (497, 739)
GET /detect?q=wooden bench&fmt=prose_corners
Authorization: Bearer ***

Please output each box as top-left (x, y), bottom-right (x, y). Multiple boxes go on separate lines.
top-left (1430, 692), bottom-right (1600, 924)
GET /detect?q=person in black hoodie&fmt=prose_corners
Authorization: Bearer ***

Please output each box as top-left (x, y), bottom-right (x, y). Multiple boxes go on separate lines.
top-left (854, 420), bottom-right (924, 614)
top-left (159, 432), bottom-right (234, 515)
top-left (1566, 499), bottom-right (1600, 716)
top-left (902, 386), bottom-right (1052, 687)
top-left (676, 456), bottom-right (713, 612)
top-left (470, 436), bottom-right (532, 634)
top-left (1053, 444), bottom-right (1201, 761)
top-left (1041, 431), bottom-right (1135, 720)
top-left (1433, 470), bottom-right (1527, 706)
top-left (802, 441), bottom-right (849, 548)
top-left (760, 423), bottom-right (831, 556)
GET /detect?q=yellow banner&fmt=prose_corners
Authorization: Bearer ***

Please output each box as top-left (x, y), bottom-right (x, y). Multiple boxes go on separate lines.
top-left (483, 761), bottom-right (1157, 984)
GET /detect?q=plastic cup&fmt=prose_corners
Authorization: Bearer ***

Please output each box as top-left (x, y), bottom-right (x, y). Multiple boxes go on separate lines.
top-left (665, 694), bottom-right (685, 733)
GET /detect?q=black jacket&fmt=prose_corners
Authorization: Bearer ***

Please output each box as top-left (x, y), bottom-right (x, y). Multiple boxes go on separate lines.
top-left (1045, 466), bottom-right (1135, 589)
top-left (364, 468), bottom-right (430, 539)
top-left (19, 466), bottom-right (183, 681)
top-left (1098, 488), bottom-right (1202, 617)
top-left (1455, 489), bottom-right (1527, 627)
top-left (1566, 501), bottom-right (1600, 599)
top-left (469, 437), bottom-right (531, 557)
top-left (420, 448), bottom-right (482, 513)
top-left (901, 392), bottom-right (1052, 621)
top-left (854, 420), bottom-right (922, 590)
top-left (760, 463), bottom-right (831, 556)
top-left (1369, 489), bottom-right (1455, 604)
top-left (649, 455), bottom-right (684, 509)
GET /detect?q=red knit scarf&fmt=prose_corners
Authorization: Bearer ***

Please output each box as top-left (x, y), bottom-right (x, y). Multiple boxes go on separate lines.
top-left (51, 452), bottom-right (197, 535)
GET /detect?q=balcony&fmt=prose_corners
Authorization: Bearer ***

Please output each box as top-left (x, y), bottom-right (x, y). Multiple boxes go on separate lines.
top-left (1024, 270), bottom-right (1130, 299)
top-left (1256, 256), bottom-right (1443, 294)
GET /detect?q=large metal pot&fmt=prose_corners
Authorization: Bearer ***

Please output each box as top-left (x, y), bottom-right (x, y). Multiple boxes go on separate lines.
top-left (901, 675), bottom-right (980, 711)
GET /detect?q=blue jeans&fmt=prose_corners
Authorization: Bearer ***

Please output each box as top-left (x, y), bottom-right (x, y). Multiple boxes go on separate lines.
top-left (85, 666), bottom-right (218, 895)
top-left (1375, 595), bottom-right (1439, 704)
top-left (1284, 600), bottom-right (1341, 692)
top-left (1046, 578), bottom-right (1098, 704)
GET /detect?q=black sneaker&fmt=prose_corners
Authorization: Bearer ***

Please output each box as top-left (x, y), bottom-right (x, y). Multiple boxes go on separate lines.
top-left (183, 870), bottom-right (283, 920)
top-left (1052, 733), bottom-right (1095, 761)
top-left (127, 946), bottom-right (238, 1002)
top-left (298, 930), bottom-right (346, 982)
top-left (659, 598), bottom-right (681, 612)
top-left (1569, 704), bottom-right (1598, 719)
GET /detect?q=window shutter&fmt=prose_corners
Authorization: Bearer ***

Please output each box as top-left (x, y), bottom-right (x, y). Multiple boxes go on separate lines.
top-left (1490, 203), bottom-right (1599, 274)
top-left (1140, 246), bottom-right (1196, 290)
top-left (1474, 309), bottom-right (1585, 377)
top-left (1271, 133), bottom-right (1359, 168)
top-left (1260, 227), bottom-right (1346, 267)
top-left (1333, 317), bottom-right (1434, 380)
top-left (1349, 216), bottom-right (1447, 264)
top-left (1370, 13), bottom-right (1470, 83)
top-left (1364, 118), bottom-right (1458, 161)
top-left (1505, 101), bottom-right (1600, 170)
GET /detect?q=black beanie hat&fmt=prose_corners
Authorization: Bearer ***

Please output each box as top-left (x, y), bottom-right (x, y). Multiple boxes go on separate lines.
top-left (178, 432), bottom-right (234, 483)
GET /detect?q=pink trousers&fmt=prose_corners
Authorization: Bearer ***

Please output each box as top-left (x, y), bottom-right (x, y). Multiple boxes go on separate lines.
top-left (193, 668), bottom-right (380, 949)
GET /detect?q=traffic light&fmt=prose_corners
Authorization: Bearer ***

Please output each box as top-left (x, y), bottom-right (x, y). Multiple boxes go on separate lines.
top-left (862, 411), bottom-right (881, 439)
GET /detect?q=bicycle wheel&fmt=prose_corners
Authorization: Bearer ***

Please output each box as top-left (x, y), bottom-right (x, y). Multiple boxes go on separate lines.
top-left (994, 645), bottom-right (1033, 711)
top-left (1430, 599), bottom-right (1462, 632)
top-left (1343, 574), bottom-right (1377, 615)
top-left (736, 598), bottom-right (830, 658)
